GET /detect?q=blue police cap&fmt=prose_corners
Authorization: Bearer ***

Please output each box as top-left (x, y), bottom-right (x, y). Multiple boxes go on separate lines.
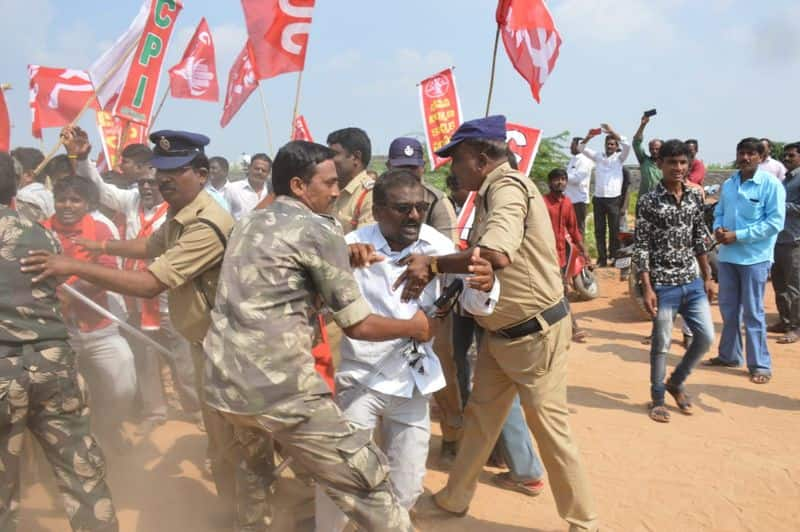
top-left (149, 130), bottom-right (210, 170)
top-left (435, 115), bottom-right (507, 158)
top-left (388, 137), bottom-right (424, 167)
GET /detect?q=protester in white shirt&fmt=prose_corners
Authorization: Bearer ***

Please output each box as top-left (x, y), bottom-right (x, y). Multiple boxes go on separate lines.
top-left (225, 152), bottom-right (271, 220)
top-left (759, 138), bottom-right (787, 181)
top-left (579, 123), bottom-right (631, 266)
top-left (207, 156), bottom-right (231, 196)
top-left (316, 170), bottom-right (498, 530)
top-left (63, 126), bottom-right (202, 433)
top-left (566, 136), bottom-right (595, 237)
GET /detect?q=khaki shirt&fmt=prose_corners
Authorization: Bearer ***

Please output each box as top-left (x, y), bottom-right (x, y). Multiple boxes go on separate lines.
top-left (470, 163), bottom-right (563, 332)
top-left (332, 170), bottom-right (375, 233)
top-left (203, 195), bottom-right (372, 414)
top-left (422, 183), bottom-right (458, 242)
top-left (146, 190), bottom-right (234, 343)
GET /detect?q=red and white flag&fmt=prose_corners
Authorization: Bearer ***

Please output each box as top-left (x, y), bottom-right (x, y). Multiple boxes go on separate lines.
top-left (506, 121), bottom-right (542, 176)
top-left (291, 115), bottom-right (313, 141)
top-left (240, 0), bottom-right (315, 80)
top-left (29, 66), bottom-right (97, 135)
top-left (0, 87), bottom-right (10, 151)
top-left (496, 0), bottom-right (562, 103)
top-left (169, 18), bottom-right (219, 101)
top-left (220, 41), bottom-right (258, 128)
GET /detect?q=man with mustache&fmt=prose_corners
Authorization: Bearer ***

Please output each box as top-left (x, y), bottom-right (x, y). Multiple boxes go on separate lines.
top-left (60, 126), bottom-right (202, 436)
top-left (20, 130), bottom-right (251, 525)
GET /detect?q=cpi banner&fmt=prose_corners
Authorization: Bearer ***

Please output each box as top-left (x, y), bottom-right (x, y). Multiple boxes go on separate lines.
top-left (506, 121), bottom-right (542, 177)
top-left (114, 0), bottom-right (183, 125)
top-left (418, 68), bottom-right (462, 170)
top-left (97, 110), bottom-right (148, 170)
top-left (291, 115), bottom-right (313, 141)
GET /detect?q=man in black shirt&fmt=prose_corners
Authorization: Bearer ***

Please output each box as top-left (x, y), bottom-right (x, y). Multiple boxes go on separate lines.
top-left (632, 140), bottom-right (715, 423)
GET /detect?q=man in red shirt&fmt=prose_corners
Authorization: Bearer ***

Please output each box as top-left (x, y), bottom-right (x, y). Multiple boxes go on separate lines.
top-left (544, 168), bottom-right (590, 341)
top-left (686, 139), bottom-right (706, 185)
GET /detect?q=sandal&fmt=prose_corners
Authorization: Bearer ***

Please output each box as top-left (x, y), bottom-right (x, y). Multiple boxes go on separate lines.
top-left (572, 328), bottom-right (589, 343)
top-left (777, 330), bottom-right (799, 344)
top-left (703, 357), bottom-right (739, 368)
top-left (490, 472), bottom-right (545, 497)
top-left (648, 403), bottom-right (670, 423)
top-left (665, 384), bottom-right (693, 415)
top-left (750, 373), bottom-right (771, 384)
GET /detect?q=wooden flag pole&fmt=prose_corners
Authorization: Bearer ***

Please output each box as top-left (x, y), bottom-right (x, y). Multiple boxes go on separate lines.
top-left (150, 88), bottom-right (170, 128)
top-left (485, 25), bottom-right (501, 117)
top-left (290, 70), bottom-right (304, 137)
top-left (257, 83), bottom-right (274, 155)
top-left (34, 41), bottom-right (137, 175)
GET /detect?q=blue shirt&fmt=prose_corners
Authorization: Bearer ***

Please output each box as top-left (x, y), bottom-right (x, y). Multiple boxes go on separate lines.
top-left (204, 184), bottom-right (231, 212)
top-left (713, 170), bottom-right (786, 265)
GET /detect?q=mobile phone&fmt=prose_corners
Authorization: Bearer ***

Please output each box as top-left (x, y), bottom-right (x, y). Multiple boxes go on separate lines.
top-left (589, 128), bottom-right (602, 135)
top-left (644, 109), bottom-right (657, 117)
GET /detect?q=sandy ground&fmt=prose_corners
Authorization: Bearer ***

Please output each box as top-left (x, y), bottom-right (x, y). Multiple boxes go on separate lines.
top-left (19, 268), bottom-right (800, 531)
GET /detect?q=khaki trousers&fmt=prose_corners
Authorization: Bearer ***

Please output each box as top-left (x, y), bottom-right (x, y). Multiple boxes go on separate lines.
top-left (434, 318), bottom-right (598, 531)
top-left (431, 313), bottom-right (464, 442)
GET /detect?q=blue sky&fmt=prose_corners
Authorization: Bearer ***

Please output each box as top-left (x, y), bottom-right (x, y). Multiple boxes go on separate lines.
top-left (1, 0), bottom-right (798, 166)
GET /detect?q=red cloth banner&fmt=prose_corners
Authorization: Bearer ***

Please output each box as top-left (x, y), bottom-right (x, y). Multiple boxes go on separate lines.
top-left (96, 109), bottom-right (148, 171)
top-left (0, 88), bottom-right (9, 151)
top-left (506, 121), bottom-right (542, 176)
top-left (418, 68), bottom-right (462, 170)
top-left (168, 17), bottom-right (219, 101)
top-left (241, 0), bottom-right (315, 80)
top-left (114, 0), bottom-right (183, 125)
top-left (291, 115), bottom-right (313, 141)
top-left (496, 0), bottom-right (562, 103)
top-left (28, 66), bottom-right (97, 136)
top-left (220, 41), bottom-right (258, 128)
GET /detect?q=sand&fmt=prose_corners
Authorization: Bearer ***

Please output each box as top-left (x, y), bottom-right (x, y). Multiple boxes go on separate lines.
top-left (19, 268), bottom-right (800, 531)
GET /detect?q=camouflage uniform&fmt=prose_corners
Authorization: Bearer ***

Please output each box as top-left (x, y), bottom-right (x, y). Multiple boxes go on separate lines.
top-left (0, 206), bottom-right (117, 531)
top-left (203, 195), bottom-right (411, 532)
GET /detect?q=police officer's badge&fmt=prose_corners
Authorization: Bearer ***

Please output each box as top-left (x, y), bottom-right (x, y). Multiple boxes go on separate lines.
top-left (403, 145), bottom-right (414, 157)
top-left (159, 137), bottom-right (171, 151)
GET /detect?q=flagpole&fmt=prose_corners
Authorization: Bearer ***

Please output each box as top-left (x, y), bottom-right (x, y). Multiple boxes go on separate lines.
top-left (290, 70), bottom-right (304, 137)
top-left (150, 88), bottom-right (170, 127)
top-left (34, 41), bottom-right (138, 176)
top-left (256, 83), bottom-right (274, 155)
top-left (485, 25), bottom-right (501, 117)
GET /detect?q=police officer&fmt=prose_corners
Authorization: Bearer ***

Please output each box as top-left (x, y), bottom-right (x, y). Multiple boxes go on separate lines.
top-left (1, 151), bottom-right (118, 531)
top-left (327, 127), bottom-right (375, 231)
top-left (20, 130), bottom-right (254, 525)
top-left (385, 137), bottom-right (463, 462)
top-left (202, 140), bottom-right (438, 532)
top-left (397, 116), bottom-right (599, 531)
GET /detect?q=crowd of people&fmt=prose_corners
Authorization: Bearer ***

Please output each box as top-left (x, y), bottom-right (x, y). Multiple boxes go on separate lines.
top-left (0, 110), bottom-right (797, 531)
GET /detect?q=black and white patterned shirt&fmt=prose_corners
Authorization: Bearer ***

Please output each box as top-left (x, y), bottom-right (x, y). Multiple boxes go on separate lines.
top-left (633, 183), bottom-right (708, 286)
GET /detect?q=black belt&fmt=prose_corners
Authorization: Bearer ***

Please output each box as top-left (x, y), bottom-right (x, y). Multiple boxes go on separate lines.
top-left (495, 298), bottom-right (569, 339)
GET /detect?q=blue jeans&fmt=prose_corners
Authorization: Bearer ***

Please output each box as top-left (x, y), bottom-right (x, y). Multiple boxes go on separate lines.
top-left (497, 395), bottom-right (545, 481)
top-left (452, 313), bottom-right (477, 406)
top-left (717, 261), bottom-right (772, 375)
top-left (650, 278), bottom-right (715, 404)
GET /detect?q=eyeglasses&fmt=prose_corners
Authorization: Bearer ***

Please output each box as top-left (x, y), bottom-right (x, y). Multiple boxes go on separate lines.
top-left (382, 201), bottom-right (431, 215)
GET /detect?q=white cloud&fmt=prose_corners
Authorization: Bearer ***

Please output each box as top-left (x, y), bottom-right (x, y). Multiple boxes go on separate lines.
top-left (322, 49), bottom-right (362, 71)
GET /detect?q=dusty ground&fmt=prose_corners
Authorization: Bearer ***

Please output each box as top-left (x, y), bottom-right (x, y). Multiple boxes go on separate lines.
top-left (19, 269), bottom-right (800, 531)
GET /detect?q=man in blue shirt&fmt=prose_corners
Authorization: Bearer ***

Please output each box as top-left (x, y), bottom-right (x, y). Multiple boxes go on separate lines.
top-left (704, 138), bottom-right (786, 383)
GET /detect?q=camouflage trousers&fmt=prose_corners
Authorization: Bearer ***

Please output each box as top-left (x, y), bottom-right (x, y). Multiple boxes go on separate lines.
top-left (222, 392), bottom-right (411, 532)
top-left (0, 342), bottom-right (118, 531)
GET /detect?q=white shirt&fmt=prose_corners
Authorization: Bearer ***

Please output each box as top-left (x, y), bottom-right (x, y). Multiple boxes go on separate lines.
top-left (224, 179), bottom-right (269, 220)
top-left (580, 138), bottom-right (631, 198)
top-left (339, 223), bottom-right (499, 398)
top-left (16, 182), bottom-right (55, 218)
top-left (566, 153), bottom-right (595, 204)
top-left (759, 156), bottom-right (787, 181)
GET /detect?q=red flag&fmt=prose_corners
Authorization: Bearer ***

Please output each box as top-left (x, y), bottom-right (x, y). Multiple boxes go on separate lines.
top-left (506, 121), bottom-right (542, 176)
top-left (418, 68), bottom-right (463, 170)
top-left (29, 66), bottom-right (97, 134)
top-left (0, 88), bottom-right (9, 151)
top-left (220, 41), bottom-right (258, 128)
top-left (495, 0), bottom-right (562, 103)
top-left (169, 18), bottom-right (219, 101)
top-left (291, 115), bottom-right (313, 141)
top-left (240, 0), bottom-right (315, 80)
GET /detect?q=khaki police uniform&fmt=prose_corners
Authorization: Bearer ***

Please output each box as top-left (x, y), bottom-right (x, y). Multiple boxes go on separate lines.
top-left (433, 163), bottom-right (598, 531)
top-left (332, 170), bottom-right (375, 233)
